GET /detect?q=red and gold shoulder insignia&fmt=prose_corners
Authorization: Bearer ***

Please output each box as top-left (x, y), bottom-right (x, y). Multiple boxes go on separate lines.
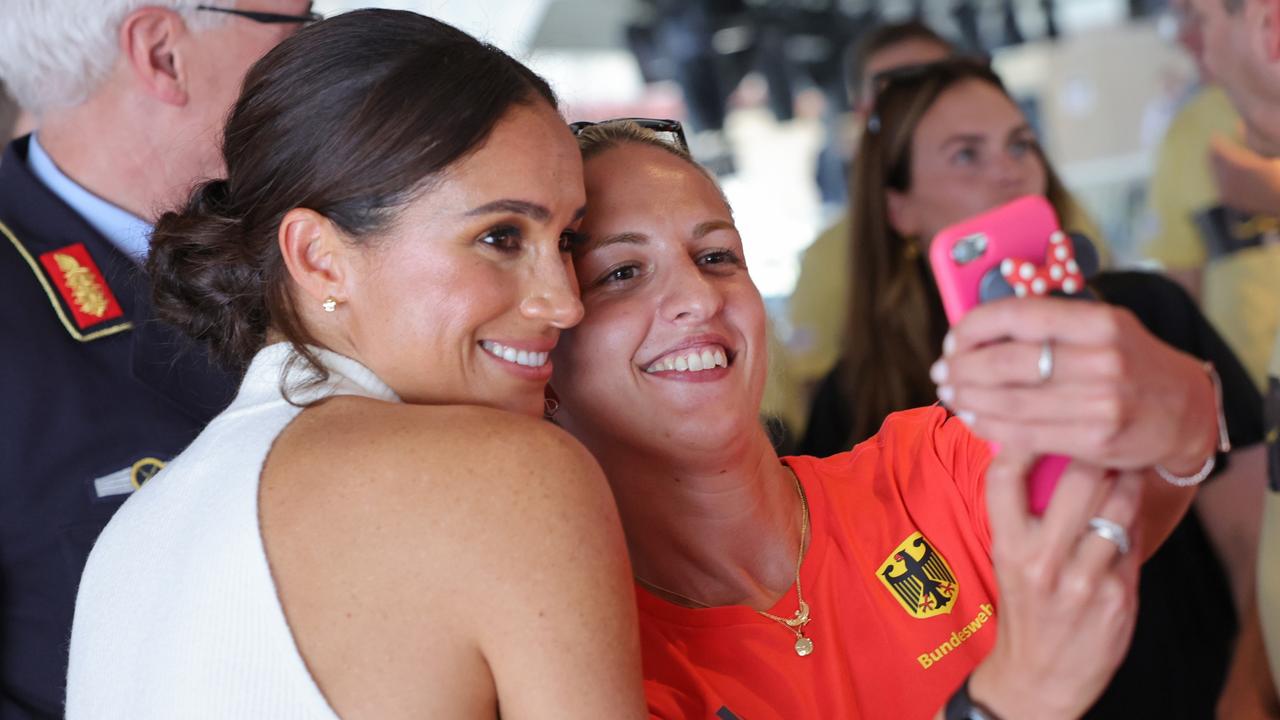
top-left (3, 219), bottom-right (133, 342)
top-left (38, 243), bottom-right (124, 329)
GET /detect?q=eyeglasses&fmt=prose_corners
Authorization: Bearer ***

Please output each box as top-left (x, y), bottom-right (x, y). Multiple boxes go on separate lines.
top-left (568, 118), bottom-right (689, 152)
top-left (195, 4), bottom-right (323, 25)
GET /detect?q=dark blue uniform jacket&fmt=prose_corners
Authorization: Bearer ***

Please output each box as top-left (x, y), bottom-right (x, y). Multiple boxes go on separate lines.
top-left (0, 136), bottom-right (235, 718)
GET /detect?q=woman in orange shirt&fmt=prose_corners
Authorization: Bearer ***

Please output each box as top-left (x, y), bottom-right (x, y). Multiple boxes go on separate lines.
top-left (552, 119), bottom-right (1225, 719)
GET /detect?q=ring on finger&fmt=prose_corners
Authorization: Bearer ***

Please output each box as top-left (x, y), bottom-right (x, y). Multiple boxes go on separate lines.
top-left (1036, 339), bottom-right (1055, 385)
top-left (1087, 516), bottom-right (1131, 555)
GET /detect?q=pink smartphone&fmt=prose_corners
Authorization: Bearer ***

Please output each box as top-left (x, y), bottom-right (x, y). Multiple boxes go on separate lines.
top-left (928, 195), bottom-right (1085, 515)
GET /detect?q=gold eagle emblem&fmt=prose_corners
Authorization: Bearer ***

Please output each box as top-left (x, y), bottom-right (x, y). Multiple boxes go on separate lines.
top-left (878, 532), bottom-right (959, 618)
top-left (53, 252), bottom-right (110, 317)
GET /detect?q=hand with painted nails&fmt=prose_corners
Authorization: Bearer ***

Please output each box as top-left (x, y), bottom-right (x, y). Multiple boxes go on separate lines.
top-left (962, 452), bottom-right (1141, 720)
top-left (930, 296), bottom-right (1219, 476)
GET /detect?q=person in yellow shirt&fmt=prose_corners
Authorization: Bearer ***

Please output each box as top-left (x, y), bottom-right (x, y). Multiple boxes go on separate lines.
top-left (1195, 0), bottom-right (1280, 715)
top-left (1145, 0), bottom-right (1280, 390)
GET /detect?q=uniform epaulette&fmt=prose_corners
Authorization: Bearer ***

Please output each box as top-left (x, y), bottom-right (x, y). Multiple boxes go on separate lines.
top-left (2, 218), bottom-right (132, 341)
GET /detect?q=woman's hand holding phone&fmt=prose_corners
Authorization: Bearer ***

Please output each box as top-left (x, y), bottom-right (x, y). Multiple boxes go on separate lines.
top-left (936, 297), bottom-right (1219, 475)
top-left (928, 196), bottom-right (1219, 511)
top-left (959, 452), bottom-right (1141, 720)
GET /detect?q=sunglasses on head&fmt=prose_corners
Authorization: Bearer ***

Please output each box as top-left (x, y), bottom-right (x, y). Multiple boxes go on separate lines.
top-left (865, 57), bottom-right (999, 135)
top-left (568, 118), bottom-right (689, 153)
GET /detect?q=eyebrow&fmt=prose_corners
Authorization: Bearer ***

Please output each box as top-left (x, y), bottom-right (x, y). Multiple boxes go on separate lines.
top-left (575, 219), bottom-right (737, 255)
top-left (939, 133), bottom-right (986, 151)
top-left (692, 219), bottom-right (736, 239)
top-left (1006, 124), bottom-right (1035, 140)
top-left (575, 230), bottom-right (648, 255)
top-left (940, 124), bottom-right (1033, 152)
top-left (464, 199), bottom-right (586, 224)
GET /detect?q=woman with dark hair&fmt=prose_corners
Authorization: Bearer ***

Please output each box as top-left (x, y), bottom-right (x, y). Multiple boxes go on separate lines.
top-left (801, 58), bottom-right (1266, 718)
top-left (65, 11), bottom-right (645, 718)
top-left (550, 119), bottom-right (1225, 718)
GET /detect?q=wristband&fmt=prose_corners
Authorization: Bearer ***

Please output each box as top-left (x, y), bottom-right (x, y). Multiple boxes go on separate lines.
top-left (945, 675), bottom-right (1000, 720)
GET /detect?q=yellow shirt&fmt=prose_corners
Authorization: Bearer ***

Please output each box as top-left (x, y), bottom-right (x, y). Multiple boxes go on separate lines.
top-left (1144, 85), bottom-right (1280, 389)
top-left (783, 215), bottom-right (850, 395)
top-left (760, 319), bottom-right (808, 442)
top-left (1261, 342), bottom-right (1280, 696)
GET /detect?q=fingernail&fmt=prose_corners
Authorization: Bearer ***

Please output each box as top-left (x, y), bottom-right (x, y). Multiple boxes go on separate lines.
top-left (937, 385), bottom-right (955, 404)
top-left (943, 331), bottom-right (956, 356)
top-left (930, 359), bottom-right (949, 385)
top-left (957, 410), bottom-right (976, 426)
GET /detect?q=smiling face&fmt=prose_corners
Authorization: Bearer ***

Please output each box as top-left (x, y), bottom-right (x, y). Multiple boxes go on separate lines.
top-left (551, 143), bottom-right (768, 461)
top-left (887, 78), bottom-right (1048, 245)
top-left (337, 101), bottom-right (586, 416)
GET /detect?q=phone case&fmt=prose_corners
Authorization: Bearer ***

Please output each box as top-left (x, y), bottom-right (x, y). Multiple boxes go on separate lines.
top-left (928, 195), bottom-right (1084, 514)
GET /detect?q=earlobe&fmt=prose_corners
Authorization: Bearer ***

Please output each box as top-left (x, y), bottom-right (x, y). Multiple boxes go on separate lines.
top-left (279, 209), bottom-right (349, 309)
top-left (119, 8), bottom-right (189, 107)
top-left (885, 190), bottom-right (921, 238)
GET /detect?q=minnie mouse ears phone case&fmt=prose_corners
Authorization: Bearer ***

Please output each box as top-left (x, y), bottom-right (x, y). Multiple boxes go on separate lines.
top-left (928, 195), bottom-right (1099, 514)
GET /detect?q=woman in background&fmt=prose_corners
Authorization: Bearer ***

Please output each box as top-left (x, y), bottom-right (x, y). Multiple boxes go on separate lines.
top-left (67, 12), bottom-right (645, 719)
top-left (801, 58), bottom-right (1266, 718)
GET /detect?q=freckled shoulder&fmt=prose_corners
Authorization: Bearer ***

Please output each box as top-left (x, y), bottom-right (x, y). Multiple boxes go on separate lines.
top-left (258, 397), bottom-right (633, 717)
top-left (263, 395), bottom-right (612, 531)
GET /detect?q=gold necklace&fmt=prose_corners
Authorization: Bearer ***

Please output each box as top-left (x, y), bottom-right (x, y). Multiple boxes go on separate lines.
top-left (635, 471), bottom-right (815, 657)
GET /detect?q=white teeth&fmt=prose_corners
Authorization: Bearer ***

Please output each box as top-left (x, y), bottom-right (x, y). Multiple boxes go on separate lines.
top-left (644, 346), bottom-right (731, 374)
top-left (481, 341), bottom-right (549, 368)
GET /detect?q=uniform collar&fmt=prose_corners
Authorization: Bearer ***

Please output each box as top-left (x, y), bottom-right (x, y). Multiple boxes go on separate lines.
top-left (27, 133), bottom-right (153, 261)
top-left (0, 135), bottom-right (237, 419)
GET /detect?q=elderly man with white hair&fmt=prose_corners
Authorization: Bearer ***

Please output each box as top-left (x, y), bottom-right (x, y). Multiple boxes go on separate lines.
top-left (0, 2), bottom-right (313, 716)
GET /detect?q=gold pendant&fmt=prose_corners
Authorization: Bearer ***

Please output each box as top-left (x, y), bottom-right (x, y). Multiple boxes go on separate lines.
top-left (784, 600), bottom-right (810, 628)
top-left (794, 635), bottom-right (814, 657)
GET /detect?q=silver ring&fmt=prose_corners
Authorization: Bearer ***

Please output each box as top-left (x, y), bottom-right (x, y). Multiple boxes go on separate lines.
top-left (1087, 517), bottom-right (1131, 555)
top-left (1036, 339), bottom-right (1054, 384)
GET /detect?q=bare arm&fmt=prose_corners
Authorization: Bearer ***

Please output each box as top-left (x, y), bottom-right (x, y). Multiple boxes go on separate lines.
top-left (261, 399), bottom-right (645, 720)
top-left (1217, 603), bottom-right (1280, 720)
top-left (1197, 445), bottom-right (1267, 614)
top-left (1196, 446), bottom-right (1275, 719)
top-left (1165, 268), bottom-right (1204, 304)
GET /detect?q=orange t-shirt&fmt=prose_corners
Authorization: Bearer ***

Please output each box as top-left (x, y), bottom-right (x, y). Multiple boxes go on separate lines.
top-left (640, 407), bottom-right (997, 719)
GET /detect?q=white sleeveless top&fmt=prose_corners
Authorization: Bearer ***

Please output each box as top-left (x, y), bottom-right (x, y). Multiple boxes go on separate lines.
top-left (66, 343), bottom-right (398, 719)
